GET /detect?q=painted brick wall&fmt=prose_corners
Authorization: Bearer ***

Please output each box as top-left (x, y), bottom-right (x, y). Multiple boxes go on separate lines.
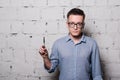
top-left (0, 0), bottom-right (120, 80)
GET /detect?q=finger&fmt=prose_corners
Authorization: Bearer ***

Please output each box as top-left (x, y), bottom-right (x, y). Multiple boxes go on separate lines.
top-left (40, 47), bottom-right (46, 52)
top-left (39, 51), bottom-right (45, 55)
top-left (39, 48), bottom-right (45, 55)
top-left (41, 47), bottom-right (47, 53)
top-left (40, 48), bottom-right (47, 55)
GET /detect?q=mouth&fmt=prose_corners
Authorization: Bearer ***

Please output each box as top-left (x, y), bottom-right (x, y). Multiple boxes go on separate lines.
top-left (73, 30), bottom-right (79, 33)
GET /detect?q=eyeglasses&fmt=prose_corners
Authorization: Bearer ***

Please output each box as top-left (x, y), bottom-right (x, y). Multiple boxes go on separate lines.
top-left (68, 22), bottom-right (84, 28)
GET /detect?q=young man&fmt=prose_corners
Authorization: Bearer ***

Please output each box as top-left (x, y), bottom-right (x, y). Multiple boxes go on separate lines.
top-left (39, 8), bottom-right (103, 80)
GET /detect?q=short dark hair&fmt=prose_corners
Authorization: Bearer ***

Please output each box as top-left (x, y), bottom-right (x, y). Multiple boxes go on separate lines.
top-left (67, 8), bottom-right (85, 20)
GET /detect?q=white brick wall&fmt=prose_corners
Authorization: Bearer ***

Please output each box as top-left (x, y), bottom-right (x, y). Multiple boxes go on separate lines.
top-left (0, 0), bottom-right (120, 80)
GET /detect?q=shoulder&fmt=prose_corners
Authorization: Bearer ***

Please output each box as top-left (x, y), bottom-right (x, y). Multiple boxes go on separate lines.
top-left (85, 36), bottom-right (96, 42)
top-left (84, 35), bottom-right (98, 46)
top-left (53, 36), bottom-right (67, 46)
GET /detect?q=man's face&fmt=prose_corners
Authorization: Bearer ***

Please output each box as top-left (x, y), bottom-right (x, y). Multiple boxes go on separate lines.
top-left (67, 15), bottom-right (84, 37)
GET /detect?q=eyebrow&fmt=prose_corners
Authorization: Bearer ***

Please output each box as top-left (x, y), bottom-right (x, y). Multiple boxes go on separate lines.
top-left (68, 22), bottom-right (83, 24)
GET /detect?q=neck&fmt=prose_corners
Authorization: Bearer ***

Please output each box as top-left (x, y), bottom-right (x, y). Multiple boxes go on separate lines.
top-left (70, 33), bottom-right (83, 44)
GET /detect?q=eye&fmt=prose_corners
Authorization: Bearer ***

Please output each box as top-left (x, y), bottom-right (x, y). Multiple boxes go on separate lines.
top-left (68, 22), bottom-right (73, 25)
top-left (77, 23), bottom-right (83, 26)
top-left (70, 22), bottom-right (75, 25)
top-left (77, 23), bottom-right (82, 26)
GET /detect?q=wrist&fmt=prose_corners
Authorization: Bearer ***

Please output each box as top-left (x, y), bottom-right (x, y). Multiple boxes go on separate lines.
top-left (43, 56), bottom-right (49, 60)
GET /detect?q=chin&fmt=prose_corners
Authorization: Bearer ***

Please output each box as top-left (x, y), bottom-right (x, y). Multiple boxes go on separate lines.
top-left (71, 33), bottom-right (82, 37)
top-left (72, 34), bottom-right (80, 37)
top-left (70, 32), bottom-right (82, 37)
top-left (73, 35), bottom-right (80, 38)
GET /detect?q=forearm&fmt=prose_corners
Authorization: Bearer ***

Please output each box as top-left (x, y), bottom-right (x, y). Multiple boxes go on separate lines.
top-left (43, 57), bottom-right (52, 70)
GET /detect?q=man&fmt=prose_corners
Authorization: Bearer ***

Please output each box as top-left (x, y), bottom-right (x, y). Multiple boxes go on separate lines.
top-left (39, 8), bottom-right (103, 80)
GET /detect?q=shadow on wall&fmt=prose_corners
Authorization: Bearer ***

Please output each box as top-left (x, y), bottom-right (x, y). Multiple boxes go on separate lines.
top-left (84, 26), bottom-right (107, 80)
top-left (51, 68), bottom-right (59, 80)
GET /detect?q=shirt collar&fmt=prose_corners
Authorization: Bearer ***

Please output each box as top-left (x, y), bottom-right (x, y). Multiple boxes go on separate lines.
top-left (65, 33), bottom-right (86, 43)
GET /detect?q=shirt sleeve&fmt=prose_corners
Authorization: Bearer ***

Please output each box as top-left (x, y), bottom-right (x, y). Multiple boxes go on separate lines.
top-left (45, 41), bottom-right (59, 73)
top-left (91, 41), bottom-right (103, 80)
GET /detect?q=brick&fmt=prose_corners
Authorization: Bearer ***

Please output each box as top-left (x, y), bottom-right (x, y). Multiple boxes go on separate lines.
top-left (17, 7), bottom-right (40, 20)
top-left (71, 0), bottom-right (83, 6)
top-left (0, 76), bottom-right (16, 80)
top-left (99, 48), bottom-right (109, 62)
top-left (0, 34), bottom-right (7, 48)
top-left (0, 62), bottom-right (13, 75)
top-left (93, 33), bottom-right (114, 49)
top-left (0, 7), bottom-right (18, 20)
top-left (58, 20), bottom-right (68, 34)
top-left (46, 20), bottom-right (58, 34)
top-left (111, 77), bottom-right (120, 80)
top-left (7, 33), bottom-right (30, 49)
top-left (41, 7), bottom-right (63, 20)
top-left (118, 20), bottom-right (120, 33)
top-left (13, 49), bottom-right (26, 63)
top-left (0, 73), bottom-right (17, 80)
top-left (83, 0), bottom-right (95, 6)
top-left (0, 49), bottom-right (2, 61)
top-left (22, 21), bottom-right (43, 34)
top-left (25, 48), bottom-right (42, 64)
top-left (84, 7), bottom-right (111, 20)
top-left (108, 0), bottom-right (120, 6)
top-left (84, 20), bottom-right (106, 34)
top-left (95, 0), bottom-right (107, 6)
top-left (29, 35), bottom-right (42, 50)
top-left (11, 0), bottom-right (33, 7)
top-left (41, 76), bottom-right (58, 80)
top-left (11, 0), bottom-right (47, 7)
top-left (108, 33), bottom-right (120, 49)
top-left (104, 63), bottom-right (120, 77)
top-left (58, 0), bottom-right (71, 6)
top-left (32, 0), bottom-right (47, 7)
top-left (106, 20), bottom-right (119, 33)
top-left (1, 48), bottom-right (14, 62)
top-left (107, 49), bottom-right (120, 63)
top-left (13, 51), bottom-right (35, 75)
top-left (10, 21), bottom-right (23, 33)
top-left (0, 0), bottom-right (10, 7)
top-left (13, 61), bottom-right (34, 75)
top-left (111, 6), bottom-right (120, 20)
top-left (15, 75), bottom-right (40, 80)
top-left (0, 21), bottom-right (11, 33)
top-left (48, 0), bottom-right (58, 6)
top-left (63, 7), bottom-right (71, 19)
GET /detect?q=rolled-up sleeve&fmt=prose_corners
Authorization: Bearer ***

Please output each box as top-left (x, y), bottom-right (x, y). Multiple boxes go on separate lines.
top-left (45, 41), bottom-right (59, 73)
top-left (91, 41), bottom-right (103, 80)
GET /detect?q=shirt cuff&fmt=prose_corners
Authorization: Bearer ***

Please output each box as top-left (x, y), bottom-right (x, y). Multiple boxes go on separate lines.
top-left (45, 63), bottom-right (54, 73)
top-left (93, 75), bottom-right (103, 80)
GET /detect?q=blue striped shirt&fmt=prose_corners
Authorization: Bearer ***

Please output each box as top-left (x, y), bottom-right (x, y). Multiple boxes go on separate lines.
top-left (47, 34), bottom-right (103, 80)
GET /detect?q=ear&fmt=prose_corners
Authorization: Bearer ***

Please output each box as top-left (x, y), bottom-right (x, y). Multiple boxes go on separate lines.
top-left (66, 21), bottom-right (69, 28)
top-left (82, 22), bottom-right (85, 29)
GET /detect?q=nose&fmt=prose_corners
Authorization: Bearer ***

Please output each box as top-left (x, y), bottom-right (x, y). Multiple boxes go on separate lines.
top-left (73, 25), bottom-right (78, 29)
